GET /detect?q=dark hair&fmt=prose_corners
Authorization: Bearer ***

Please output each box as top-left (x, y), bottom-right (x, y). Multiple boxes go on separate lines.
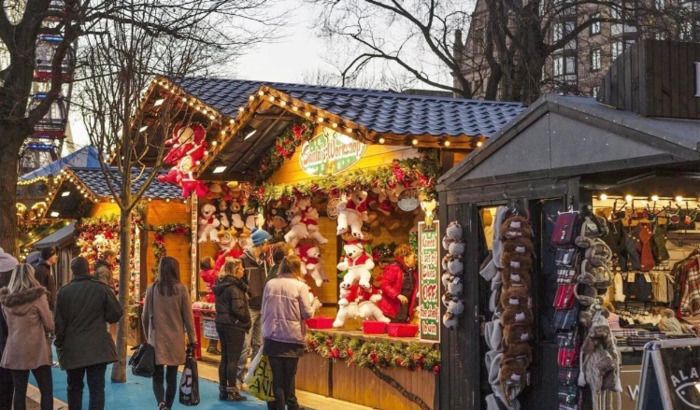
top-left (157, 256), bottom-right (180, 296)
top-left (41, 247), bottom-right (56, 261)
top-left (271, 243), bottom-right (288, 265)
top-left (280, 255), bottom-right (302, 278)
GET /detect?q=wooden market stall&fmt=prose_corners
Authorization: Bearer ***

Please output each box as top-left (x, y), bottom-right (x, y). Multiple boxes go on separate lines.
top-left (137, 75), bottom-right (525, 410)
top-left (436, 40), bottom-right (700, 410)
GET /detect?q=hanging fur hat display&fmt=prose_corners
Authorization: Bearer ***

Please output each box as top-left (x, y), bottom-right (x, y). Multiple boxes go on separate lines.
top-left (441, 221), bottom-right (464, 329)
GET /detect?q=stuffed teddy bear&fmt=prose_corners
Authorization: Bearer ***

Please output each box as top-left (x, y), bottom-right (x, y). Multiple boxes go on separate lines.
top-left (198, 203), bottom-right (220, 243)
top-left (499, 286), bottom-right (531, 312)
top-left (244, 204), bottom-right (258, 232)
top-left (297, 242), bottom-right (326, 287)
top-left (357, 286), bottom-right (391, 323)
top-left (284, 207), bottom-right (309, 248)
top-left (162, 124), bottom-right (207, 165)
top-left (228, 200), bottom-right (246, 232)
top-left (333, 283), bottom-right (360, 328)
top-left (300, 203), bottom-right (329, 245)
top-left (442, 254), bottom-right (464, 276)
top-left (337, 239), bottom-right (374, 289)
top-left (267, 203), bottom-right (289, 242)
top-left (336, 191), bottom-right (368, 239)
top-left (217, 199), bottom-right (230, 229)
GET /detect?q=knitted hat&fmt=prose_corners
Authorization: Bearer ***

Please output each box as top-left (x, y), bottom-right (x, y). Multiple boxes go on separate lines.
top-left (0, 248), bottom-right (18, 273)
top-left (41, 247), bottom-right (57, 261)
top-left (70, 256), bottom-right (90, 277)
top-left (250, 228), bottom-right (272, 247)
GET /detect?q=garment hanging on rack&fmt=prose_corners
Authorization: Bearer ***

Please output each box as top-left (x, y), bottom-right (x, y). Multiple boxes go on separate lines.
top-left (670, 251), bottom-right (700, 316)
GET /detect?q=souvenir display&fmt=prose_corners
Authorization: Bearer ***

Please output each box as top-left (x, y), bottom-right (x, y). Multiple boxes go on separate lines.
top-left (440, 221), bottom-right (464, 329)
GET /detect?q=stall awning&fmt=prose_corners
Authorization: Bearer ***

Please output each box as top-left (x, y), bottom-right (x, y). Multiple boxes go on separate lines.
top-left (33, 222), bottom-right (75, 249)
top-left (20, 146), bottom-right (100, 183)
top-left (439, 94), bottom-right (700, 190)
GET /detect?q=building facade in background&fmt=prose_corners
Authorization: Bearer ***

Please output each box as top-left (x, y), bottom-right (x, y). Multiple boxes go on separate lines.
top-left (456, 0), bottom-right (700, 100)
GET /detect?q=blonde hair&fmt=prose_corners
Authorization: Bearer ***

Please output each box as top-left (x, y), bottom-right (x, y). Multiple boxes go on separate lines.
top-left (8, 263), bottom-right (41, 294)
top-left (281, 255), bottom-right (302, 278)
top-left (219, 258), bottom-right (243, 279)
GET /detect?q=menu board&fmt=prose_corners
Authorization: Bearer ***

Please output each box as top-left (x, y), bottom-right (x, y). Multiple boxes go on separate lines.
top-left (418, 221), bottom-right (440, 342)
top-left (638, 338), bottom-right (700, 410)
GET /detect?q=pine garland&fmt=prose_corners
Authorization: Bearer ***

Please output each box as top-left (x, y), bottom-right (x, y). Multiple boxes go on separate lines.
top-left (149, 223), bottom-right (191, 263)
top-left (257, 121), bottom-right (315, 184)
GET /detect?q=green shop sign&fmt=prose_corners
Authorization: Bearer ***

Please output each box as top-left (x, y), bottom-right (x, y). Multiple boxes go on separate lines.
top-left (299, 128), bottom-right (366, 176)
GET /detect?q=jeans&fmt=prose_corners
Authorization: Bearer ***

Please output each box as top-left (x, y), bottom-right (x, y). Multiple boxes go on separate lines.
top-left (216, 325), bottom-right (246, 391)
top-left (0, 366), bottom-right (12, 410)
top-left (152, 365), bottom-right (178, 408)
top-left (66, 363), bottom-right (107, 410)
top-left (266, 357), bottom-right (299, 410)
top-left (11, 366), bottom-right (52, 410)
top-left (237, 308), bottom-right (261, 383)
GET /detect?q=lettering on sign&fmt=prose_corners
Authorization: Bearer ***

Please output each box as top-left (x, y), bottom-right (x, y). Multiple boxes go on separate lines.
top-left (418, 221), bottom-right (440, 342)
top-left (299, 128), bottom-right (366, 176)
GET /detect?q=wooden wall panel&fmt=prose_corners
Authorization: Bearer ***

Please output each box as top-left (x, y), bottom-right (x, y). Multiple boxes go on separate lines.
top-left (89, 202), bottom-right (120, 219)
top-left (145, 201), bottom-right (191, 287)
top-left (296, 353), bottom-right (330, 396)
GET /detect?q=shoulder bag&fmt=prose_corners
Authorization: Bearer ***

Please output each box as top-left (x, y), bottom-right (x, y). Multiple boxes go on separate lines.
top-left (129, 285), bottom-right (156, 377)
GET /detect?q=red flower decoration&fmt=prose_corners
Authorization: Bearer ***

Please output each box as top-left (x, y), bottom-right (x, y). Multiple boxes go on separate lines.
top-left (291, 124), bottom-right (306, 141)
top-left (432, 365), bottom-right (441, 375)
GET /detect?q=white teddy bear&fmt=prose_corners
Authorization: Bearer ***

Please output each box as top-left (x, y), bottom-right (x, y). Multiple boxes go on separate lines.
top-left (198, 203), bottom-right (220, 243)
top-left (337, 240), bottom-right (374, 289)
top-left (357, 287), bottom-right (391, 323)
top-left (300, 204), bottom-right (329, 245)
top-left (336, 191), bottom-right (368, 239)
top-left (333, 284), bottom-right (360, 328)
top-left (297, 243), bottom-right (326, 287)
top-left (284, 207), bottom-right (309, 247)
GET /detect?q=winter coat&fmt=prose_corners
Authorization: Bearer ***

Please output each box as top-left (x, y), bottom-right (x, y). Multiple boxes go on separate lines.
top-left (261, 274), bottom-right (315, 346)
top-left (34, 262), bottom-right (56, 311)
top-left (54, 274), bottom-right (123, 370)
top-left (0, 287), bottom-right (54, 370)
top-left (0, 270), bottom-right (12, 357)
top-left (377, 261), bottom-right (418, 320)
top-left (213, 276), bottom-right (251, 331)
top-left (242, 251), bottom-right (267, 310)
top-left (141, 282), bottom-right (196, 366)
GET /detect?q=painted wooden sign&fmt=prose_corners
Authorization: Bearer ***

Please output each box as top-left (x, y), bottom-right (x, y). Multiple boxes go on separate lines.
top-left (299, 128), bottom-right (366, 176)
top-left (418, 221), bottom-right (440, 342)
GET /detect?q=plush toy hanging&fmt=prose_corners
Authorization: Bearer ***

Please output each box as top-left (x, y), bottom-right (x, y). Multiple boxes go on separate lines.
top-left (337, 238), bottom-right (374, 290)
top-left (336, 190), bottom-right (368, 239)
top-left (158, 123), bottom-right (209, 198)
top-left (441, 221), bottom-right (464, 329)
top-left (198, 203), bottom-right (220, 243)
top-left (296, 241), bottom-right (327, 287)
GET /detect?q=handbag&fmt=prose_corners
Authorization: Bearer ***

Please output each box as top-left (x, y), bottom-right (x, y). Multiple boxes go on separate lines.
top-left (179, 347), bottom-right (200, 405)
top-left (553, 284), bottom-right (576, 310)
top-left (553, 303), bottom-right (580, 331)
top-left (551, 212), bottom-right (581, 248)
top-left (557, 345), bottom-right (579, 368)
top-left (129, 286), bottom-right (156, 378)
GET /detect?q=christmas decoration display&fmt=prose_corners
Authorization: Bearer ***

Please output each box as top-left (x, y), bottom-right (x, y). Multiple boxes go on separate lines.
top-left (198, 203), bottom-right (220, 243)
top-left (150, 223), bottom-right (191, 265)
top-left (337, 239), bottom-right (375, 290)
top-left (297, 242), bottom-right (326, 287)
top-left (441, 221), bottom-right (464, 329)
top-left (257, 121), bottom-right (315, 183)
top-left (158, 123), bottom-right (209, 198)
top-left (336, 190), bottom-right (368, 239)
top-left (75, 217), bottom-right (119, 267)
top-left (333, 283), bottom-right (360, 328)
top-left (304, 331), bottom-right (440, 373)
top-left (199, 257), bottom-right (217, 303)
top-left (357, 286), bottom-right (391, 323)
top-left (295, 196), bottom-right (328, 244)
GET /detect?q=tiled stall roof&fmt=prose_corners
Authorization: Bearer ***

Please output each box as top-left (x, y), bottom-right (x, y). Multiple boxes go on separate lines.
top-left (175, 77), bottom-right (525, 138)
top-left (70, 168), bottom-right (182, 199)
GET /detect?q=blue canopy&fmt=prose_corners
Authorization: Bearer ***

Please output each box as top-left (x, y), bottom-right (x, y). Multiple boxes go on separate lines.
top-left (20, 146), bottom-right (100, 181)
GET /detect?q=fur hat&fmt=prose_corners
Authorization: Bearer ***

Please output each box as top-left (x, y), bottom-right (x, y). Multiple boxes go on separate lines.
top-left (503, 343), bottom-right (532, 368)
top-left (500, 252), bottom-right (533, 274)
top-left (502, 237), bottom-right (534, 258)
top-left (445, 221), bottom-right (463, 241)
top-left (446, 256), bottom-right (464, 276)
top-left (500, 360), bottom-right (528, 404)
top-left (448, 241), bottom-right (465, 257)
top-left (503, 324), bottom-right (532, 346)
top-left (500, 216), bottom-right (533, 241)
top-left (502, 306), bottom-right (533, 327)
top-left (499, 286), bottom-right (531, 311)
top-left (501, 270), bottom-right (532, 289)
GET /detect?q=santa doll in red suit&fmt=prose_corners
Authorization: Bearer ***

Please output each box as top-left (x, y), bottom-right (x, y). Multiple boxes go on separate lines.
top-left (377, 244), bottom-right (419, 323)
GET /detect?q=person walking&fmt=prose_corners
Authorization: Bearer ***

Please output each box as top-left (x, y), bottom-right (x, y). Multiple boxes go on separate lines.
top-left (0, 248), bottom-right (18, 410)
top-left (237, 229), bottom-right (272, 387)
top-left (0, 264), bottom-right (54, 410)
top-left (261, 255), bottom-right (316, 410)
top-left (54, 256), bottom-right (122, 410)
top-left (142, 257), bottom-right (196, 410)
top-left (34, 247), bottom-right (57, 311)
top-left (213, 258), bottom-right (250, 402)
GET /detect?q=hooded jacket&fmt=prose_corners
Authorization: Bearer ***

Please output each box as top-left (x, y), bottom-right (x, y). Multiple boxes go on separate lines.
top-left (242, 250), bottom-right (267, 310)
top-left (0, 286), bottom-right (54, 370)
top-left (213, 276), bottom-right (251, 331)
top-left (54, 274), bottom-right (122, 370)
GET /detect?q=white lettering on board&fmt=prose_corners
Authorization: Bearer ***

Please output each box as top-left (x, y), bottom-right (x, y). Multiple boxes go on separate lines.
top-left (696, 62), bottom-right (700, 97)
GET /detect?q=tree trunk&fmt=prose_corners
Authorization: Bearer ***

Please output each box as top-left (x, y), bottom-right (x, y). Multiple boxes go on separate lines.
top-left (111, 209), bottom-right (132, 383)
top-left (0, 126), bottom-right (25, 255)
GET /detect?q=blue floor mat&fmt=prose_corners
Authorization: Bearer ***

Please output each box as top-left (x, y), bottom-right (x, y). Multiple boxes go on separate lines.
top-left (31, 363), bottom-right (266, 409)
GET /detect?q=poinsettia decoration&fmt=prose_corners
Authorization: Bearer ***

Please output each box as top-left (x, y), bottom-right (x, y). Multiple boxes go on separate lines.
top-left (257, 121), bottom-right (315, 184)
top-left (304, 331), bottom-right (440, 374)
top-left (149, 223), bottom-right (191, 264)
top-left (76, 216), bottom-right (120, 267)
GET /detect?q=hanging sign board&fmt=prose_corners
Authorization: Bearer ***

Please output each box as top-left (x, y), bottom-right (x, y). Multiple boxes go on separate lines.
top-left (299, 128), bottom-right (366, 176)
top-left (418, 221), bottom-right (440, 342)
top-left (637, 338), bottom-right (700, 410)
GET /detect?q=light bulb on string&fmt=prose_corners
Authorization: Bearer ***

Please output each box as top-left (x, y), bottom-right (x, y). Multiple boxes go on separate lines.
top-left (600, 193), bottom-right (608, 201)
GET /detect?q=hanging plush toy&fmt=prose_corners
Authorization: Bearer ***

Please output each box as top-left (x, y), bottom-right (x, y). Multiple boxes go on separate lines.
top-left (336, 191), bottom-right (368, 239)
top-left (296, 197), bottom-right (328, 245)
top-left (244, 203), bottom-right (258, 232)
top-left (217, 199), bottom-right (230, 229)
top-left (337, 239), bottom-right (374, 289)
top-left (333, 283), bottom-right (360, 328)
top-left (284, 206), bottom-right (309, 247)
top-left (228, 200), bottom-right (246, 232)
top-left (199, 257), bottom-right (217, 303)
top-left (297, 242), bottom-right (326, 287)
top-left (267, 202), bottom-right (289, 242)
top-left (162, 124), bottom-right (206, 165)
top-left (158, 124), bottom-right (209, 198)
top-left (198, 203), bottom-right (220, 243)
top-left (357, 286), bottom-right (391, 323)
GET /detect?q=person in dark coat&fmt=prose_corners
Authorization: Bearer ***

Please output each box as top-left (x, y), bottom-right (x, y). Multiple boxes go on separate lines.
top-left (214, 258), bottom-right (251, 401)
top-left (34, 247), bottom-right (57, 311)
top-left (54, 256), bottom-right (123, 410)
top-left (0, 248), bottom-right (18, 410)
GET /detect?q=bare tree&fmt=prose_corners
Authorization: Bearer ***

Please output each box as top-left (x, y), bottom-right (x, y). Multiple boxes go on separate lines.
top-left (312, 0), bottom-right (698, 103)
top-left (0, 0), bottom-right (278, 254)
top-left (73, 0), bottom-right (278, 382)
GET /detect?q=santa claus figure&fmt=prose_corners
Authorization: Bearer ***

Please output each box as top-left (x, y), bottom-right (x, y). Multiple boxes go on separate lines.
top-left (377, 244), bottom-right (419, 323)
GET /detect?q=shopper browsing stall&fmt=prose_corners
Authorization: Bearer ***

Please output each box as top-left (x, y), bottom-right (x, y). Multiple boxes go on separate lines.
top-left (378, 244), bottom-right (419, 323)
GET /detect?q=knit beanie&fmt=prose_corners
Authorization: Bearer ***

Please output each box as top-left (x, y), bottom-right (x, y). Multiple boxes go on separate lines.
top-left (250, 228), bottom-right (272, 247)
top-left (0, 248), bottom-right (18, 273)
top-left (70, 256), bottom-right (90, 277)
